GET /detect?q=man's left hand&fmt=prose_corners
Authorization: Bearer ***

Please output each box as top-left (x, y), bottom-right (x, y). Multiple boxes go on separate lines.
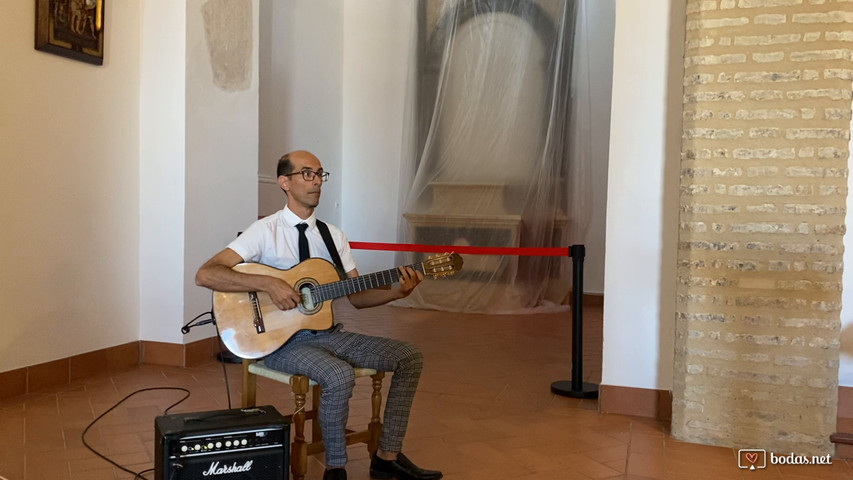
top-left (395, 266), bottom-right (424, 298)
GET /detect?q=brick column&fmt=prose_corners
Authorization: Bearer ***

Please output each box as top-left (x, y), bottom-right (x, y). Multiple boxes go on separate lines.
top-left (673, 0), bottom-right (852, 455)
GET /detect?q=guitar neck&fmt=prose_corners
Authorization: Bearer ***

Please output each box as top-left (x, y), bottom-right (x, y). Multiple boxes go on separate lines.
top-left (312, 262), bottom-right (425, 303)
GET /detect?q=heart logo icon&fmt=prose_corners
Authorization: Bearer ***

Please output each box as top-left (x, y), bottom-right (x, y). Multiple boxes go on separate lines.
top-left (745, 452), bottom-right (758, 464)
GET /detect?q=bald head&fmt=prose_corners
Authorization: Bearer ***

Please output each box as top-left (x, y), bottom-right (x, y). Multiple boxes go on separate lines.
top-left (277, 150), bottom-right (320, 177)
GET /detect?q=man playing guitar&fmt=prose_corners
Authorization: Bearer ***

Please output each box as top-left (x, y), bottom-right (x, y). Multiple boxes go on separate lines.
top-left (196, 150), bottom-right (442, 480)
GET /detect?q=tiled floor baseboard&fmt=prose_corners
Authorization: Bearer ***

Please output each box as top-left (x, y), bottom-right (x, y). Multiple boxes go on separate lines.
top-left (834, 386), bottom-right (853, 459)
top-left (0, 337), bottom-right (220, 400)
top-left (599, 384), bottom-right (672, 421)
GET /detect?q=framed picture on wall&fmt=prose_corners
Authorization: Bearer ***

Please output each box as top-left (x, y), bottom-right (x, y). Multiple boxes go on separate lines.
top-left (35, 0), bottom-right (105, 66)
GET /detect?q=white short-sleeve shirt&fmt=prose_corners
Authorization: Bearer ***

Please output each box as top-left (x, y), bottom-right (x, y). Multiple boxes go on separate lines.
top-left (227, 205), bottom-right (357, 274)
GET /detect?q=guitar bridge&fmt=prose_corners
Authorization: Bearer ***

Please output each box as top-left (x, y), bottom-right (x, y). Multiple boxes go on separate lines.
top-left (248, 292), bottom-right (265, 334)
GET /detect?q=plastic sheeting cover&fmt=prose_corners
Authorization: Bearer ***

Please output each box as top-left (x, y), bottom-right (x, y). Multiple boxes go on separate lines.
top-left (395, 0), bottom-right (593, 313)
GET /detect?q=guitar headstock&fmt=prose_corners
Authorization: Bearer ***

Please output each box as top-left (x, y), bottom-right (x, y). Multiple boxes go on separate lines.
top-left (423, 252), bottom-right (463, 278)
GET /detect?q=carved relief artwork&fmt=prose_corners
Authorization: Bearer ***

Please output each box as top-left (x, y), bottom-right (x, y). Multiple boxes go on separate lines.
top-left (202, 0), bottom-right (253, 92)
top-left (35, 0), bottom-right (105, 65)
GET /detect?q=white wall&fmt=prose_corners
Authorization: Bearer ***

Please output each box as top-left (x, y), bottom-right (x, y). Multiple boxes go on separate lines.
top-left (140, 0), bottom-right (260, 346)
top-left (578, 0), bottom-right (615, 295)
top-left (139, 0), bottom-right (187, 345)
top-left (183, 0), bottom-right (260, 344)
top-left (0, 1), bottom-right (141, 371)
top-left (258, 0), bottom-right (344, 222)
top-left (341, 1), bottom-right (417, 273)
top-left (258, 0), bottom-right (412, 274)
top-left (839, 125), bottom-right (853, 386)
top-left (602, 0), bottom-right (683, 390)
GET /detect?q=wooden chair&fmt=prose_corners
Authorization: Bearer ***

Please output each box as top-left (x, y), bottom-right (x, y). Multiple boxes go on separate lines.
top-left (241, 359), bottom-right (385, 480)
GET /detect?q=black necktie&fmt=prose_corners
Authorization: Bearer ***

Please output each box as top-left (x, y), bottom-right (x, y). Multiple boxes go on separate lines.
top-left (296, 223), bottom-right (310, 262)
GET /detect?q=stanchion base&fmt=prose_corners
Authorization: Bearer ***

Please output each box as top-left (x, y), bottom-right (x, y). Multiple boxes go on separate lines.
top-left (551, 380), bottom-right (599, 399)
top-left (217, 350), bottom-right (242, 364)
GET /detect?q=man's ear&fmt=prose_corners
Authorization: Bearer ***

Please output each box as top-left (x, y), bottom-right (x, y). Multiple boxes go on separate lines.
top-left (278, 175), bottom-right (288, 193)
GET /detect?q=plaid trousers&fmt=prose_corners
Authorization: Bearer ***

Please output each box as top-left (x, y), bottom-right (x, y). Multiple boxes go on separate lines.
top-left (264, 325), bottom-right (423, 468)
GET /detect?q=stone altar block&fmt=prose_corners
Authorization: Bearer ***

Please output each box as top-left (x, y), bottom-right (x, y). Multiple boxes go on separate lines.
top-left (404, 183), bottom-right (521, 281)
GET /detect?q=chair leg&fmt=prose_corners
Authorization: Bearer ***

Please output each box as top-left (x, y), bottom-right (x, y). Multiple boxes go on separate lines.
top-left (241, 359), bottom-right (257, 408)
top-left (290, 375), bottom-right (310, 480)
top-left (311, 385), bottom-right (323, 444)
top-left (368, 372), bottom-right (385, 456)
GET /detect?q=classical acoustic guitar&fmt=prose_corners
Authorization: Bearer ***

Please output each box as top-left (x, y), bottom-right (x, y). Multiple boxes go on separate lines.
top-left (213, 253), bottom-right (463, 359)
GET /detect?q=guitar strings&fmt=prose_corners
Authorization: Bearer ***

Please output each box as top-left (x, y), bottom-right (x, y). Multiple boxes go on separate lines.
top-left (312, 265), bottom-right (427, 302)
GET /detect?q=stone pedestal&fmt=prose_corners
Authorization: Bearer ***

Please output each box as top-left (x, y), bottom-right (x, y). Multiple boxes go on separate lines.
top-left (428, 183), bottom-right (508, 214)
top-left (404, 183), bottom-right (521, 281)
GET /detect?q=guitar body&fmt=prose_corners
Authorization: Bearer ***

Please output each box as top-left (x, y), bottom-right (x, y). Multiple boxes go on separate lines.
top-left (214, 259), bottom-right (341, 359)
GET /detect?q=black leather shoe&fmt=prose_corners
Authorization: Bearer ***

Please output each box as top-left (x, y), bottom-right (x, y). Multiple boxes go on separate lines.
top-left (324, 468), bottom-right (347, 480)
top-left (370, 453), bottom-right (442, 480)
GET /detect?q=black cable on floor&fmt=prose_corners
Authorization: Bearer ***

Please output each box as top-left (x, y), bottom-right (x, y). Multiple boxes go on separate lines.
top-left (82, 311), bottom-right (238, 479)
top-left (213, 320), bottom-right (233, 410)
top-left (182, 310), bottom-right (234, 410)
top-left (81, 387), bottom-right (191, 480)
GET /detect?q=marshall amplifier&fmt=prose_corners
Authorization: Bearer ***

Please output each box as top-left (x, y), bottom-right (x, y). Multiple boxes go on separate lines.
top-left (155, 405), bottom-right (289, 480)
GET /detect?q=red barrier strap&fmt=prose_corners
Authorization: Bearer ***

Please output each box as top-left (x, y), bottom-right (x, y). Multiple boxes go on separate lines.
top-left (349, 241), bottom-right (569, 257)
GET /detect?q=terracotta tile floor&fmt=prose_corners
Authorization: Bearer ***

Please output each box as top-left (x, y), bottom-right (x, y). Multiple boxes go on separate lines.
top-left (1, 301), bottom-right (850, 479)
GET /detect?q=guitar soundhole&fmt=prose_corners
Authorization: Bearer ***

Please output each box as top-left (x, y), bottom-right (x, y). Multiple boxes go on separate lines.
top-left (296, 280), bottom-right (322, 315)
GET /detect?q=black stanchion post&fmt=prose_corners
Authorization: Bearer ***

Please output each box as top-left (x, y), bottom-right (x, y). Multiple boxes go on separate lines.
top-left (551, 244), bottom-right (599, 398)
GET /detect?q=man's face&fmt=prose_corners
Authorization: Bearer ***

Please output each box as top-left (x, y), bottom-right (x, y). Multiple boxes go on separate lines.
top-left (280, 152), bottom-right (324, 210)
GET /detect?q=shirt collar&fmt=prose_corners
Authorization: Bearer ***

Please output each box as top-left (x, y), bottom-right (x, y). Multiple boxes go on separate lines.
top-left (282, 205), bottom-right (317, 230)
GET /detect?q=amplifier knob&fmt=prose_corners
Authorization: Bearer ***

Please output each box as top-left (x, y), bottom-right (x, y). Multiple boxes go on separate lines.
top-left (216, 442), bottom-right (222, 448)
top-left (194, 444), bottom-right (201, 451)
top-left (181, 445), bottom-right (188, 452)
top-left (225, 441), bottom-right (232, 447)
top-left (241, 439), bottom-right (248, 446)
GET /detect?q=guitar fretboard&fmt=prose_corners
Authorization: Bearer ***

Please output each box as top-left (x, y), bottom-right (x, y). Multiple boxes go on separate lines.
top-left (311, 263), bottom-right (426, 303)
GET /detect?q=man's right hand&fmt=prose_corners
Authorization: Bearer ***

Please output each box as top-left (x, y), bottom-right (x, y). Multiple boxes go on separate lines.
top-left (265, 276), bottom-right (302, 310)
top-left (197, 248), bottom-right (301, 310)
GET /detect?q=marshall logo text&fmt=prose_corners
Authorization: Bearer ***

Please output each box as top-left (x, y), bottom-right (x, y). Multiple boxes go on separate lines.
top-left (203, 460), bottom-right (254, 476)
